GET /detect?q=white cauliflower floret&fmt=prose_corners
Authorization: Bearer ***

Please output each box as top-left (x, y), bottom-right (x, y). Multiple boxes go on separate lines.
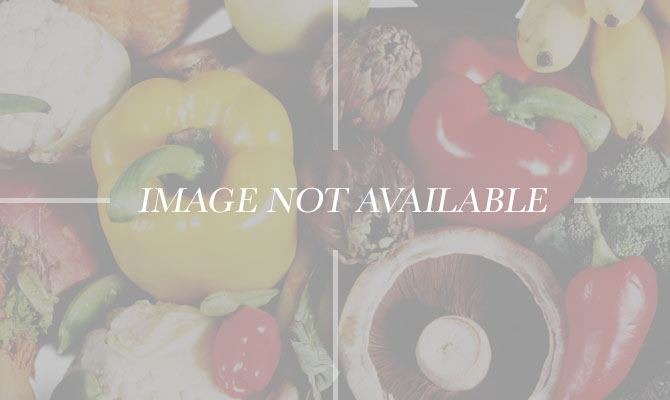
top-left (73, 300), bottom-right (232, 400)
top-left (0, 0), bottom-right (130, 164)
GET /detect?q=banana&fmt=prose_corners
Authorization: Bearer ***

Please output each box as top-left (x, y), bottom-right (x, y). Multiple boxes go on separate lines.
top-left (658, 28), bottom-right (670, 145)
top-left (591, 13), bottom-right (666, 142)
top-left (651, 0), bottom-right (670, 25)
top-left (585, 0), bottom-right (645, 28)
top-left (415, 316), bottom-right (491, 392)
top-left (517, 0), bottom-right (590, 73)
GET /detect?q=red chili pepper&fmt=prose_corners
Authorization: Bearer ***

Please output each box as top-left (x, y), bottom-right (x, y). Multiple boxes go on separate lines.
top-left (410, 37), bottom-right (610, 230)
top-left (212, 307), bottom-right (282, 398)
top-left (557, 203), bottom-right (658, 400)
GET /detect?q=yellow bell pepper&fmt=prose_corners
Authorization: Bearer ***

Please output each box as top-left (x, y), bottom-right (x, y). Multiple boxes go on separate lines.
top-left (91, 71), bottom-right (297, 303)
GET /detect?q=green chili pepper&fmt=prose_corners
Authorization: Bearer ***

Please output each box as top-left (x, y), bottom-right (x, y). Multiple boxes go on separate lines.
top-left (57, 274), bottom-right (137, 354)
top-left (0, 94), bottom-right (51, 116)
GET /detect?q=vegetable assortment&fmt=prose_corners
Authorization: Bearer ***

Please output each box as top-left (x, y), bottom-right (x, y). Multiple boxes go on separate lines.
top-left (0, 0), bottom-right (668, 400)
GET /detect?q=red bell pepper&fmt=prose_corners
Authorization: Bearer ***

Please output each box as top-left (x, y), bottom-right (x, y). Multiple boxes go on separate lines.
top-left (211, 307), bottom-right (282, 398)
top-left (557, 202), bottom-right (658, 400)
top-left (410, 37), bottom-right (610, 230)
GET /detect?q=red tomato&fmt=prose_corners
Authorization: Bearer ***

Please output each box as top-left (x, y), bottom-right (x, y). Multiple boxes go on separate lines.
top-left (211, 307), bottom-right (282, 398)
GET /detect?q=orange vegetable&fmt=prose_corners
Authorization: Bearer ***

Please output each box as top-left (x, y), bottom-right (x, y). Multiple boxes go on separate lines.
top-left (64, 0), bottom-right (190, 56)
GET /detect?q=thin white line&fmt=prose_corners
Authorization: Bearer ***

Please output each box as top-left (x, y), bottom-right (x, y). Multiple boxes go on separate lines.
top-left (332, 0), bottom-right (339, 151)
top-left (0, 198), bottom-right (110, 204)
top-left (370, 0), bottom-right (418, 7)
top-left (574, 197), bottom-right (670, 204)
top-left (332, 249), bottom-right (339, 400)
top-left (331, 0), bottom-right (340, 394)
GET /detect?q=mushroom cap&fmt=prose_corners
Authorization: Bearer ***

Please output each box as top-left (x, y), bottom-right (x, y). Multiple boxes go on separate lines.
top-left (339, 227), bottom-right (566, 400)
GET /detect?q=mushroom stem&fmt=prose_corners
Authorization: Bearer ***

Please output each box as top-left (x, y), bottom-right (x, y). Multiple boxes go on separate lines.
top-left (415, 316), bottom-right (492, 392)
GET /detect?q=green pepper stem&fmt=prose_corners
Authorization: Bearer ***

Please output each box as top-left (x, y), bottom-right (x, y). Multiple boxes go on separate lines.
top-left (0, 94), bottom-right (51, 116)
top-left (108, 145), bottom-right (204, 223)
top-left (481, 75), bottom-right (611, 152)
top-left (582, 199), bottom-right (621, 267)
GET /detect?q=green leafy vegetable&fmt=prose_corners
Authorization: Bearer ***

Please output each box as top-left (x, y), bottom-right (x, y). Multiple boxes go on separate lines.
top-left (0, 270), bottom-right (57, 344)
top-left (16, 268), bottom-right (58, 329)
top-left (289, 281), bottom-right (337, 400)
top-left (0, 288), bottom-right (45, 343)
top-left (0, 227), bottom-right (57, 362)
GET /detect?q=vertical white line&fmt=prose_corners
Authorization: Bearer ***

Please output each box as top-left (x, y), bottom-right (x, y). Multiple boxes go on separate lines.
top-left (332, 1), bottom-right (340, 399)
top-left (332, 249), bottom-right (340, 400)
top-left (332, 0), bottom-right (340, 151)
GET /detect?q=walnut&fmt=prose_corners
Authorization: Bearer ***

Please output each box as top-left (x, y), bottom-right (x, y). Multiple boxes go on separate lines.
top-left (311, 25), bottom-right (422, 133)
top-left (307, 135), bottom-right (415, 266)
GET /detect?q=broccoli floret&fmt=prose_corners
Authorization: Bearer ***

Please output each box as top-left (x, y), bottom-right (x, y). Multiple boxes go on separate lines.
top-left (535, 144), bottom-right (670, 275)
top-left (563, 204), bottom-right (595, 254)
top-left (612, 364), bottom-right (670, 400)
top-left (601, 201), bottom-right (665, 258)
top-left (536, 203), bottom-right (593, 252)
top-left (534, 204), bottom-right (597, 280)
top-left (648, 241), bottom-right (670, 273)
top-left (599, 144), bottom-right (670, 194)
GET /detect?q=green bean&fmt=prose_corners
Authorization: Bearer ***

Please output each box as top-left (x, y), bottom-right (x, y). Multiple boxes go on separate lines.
top-left (58, 274), bottom-right (136, 354)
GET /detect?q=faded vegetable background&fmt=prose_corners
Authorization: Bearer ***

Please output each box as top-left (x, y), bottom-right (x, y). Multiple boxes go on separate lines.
top-left (0, 0), bottom-right (669, 399)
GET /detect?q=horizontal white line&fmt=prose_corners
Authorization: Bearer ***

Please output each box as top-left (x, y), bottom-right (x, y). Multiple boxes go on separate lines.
top-left (0, 198), bottom-right (110, 204)
top-left (1, 197), bottom-right (667, 206)
top-left (370, 0), bottom-right (417, 7)
top-left (574, 197), bottom-right (670, 204)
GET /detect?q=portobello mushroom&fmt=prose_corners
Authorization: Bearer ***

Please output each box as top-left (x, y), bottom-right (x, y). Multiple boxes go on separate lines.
top-left (339, 227), bottom-right (566, 400)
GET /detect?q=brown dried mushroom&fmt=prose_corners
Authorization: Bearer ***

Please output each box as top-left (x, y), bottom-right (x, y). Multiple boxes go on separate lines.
top-left (304, 135), bottom-right (415, 267)
top-left (340, 227), bottom-right (566, 400)
top-left (311, 25), bottom-right (422, 133)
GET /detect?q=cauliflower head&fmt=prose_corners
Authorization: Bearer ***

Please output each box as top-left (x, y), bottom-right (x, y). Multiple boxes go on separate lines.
top-left (72, 300), bottom-right (231, 400)
top-left (0, 0), bottom-right (130, 164)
